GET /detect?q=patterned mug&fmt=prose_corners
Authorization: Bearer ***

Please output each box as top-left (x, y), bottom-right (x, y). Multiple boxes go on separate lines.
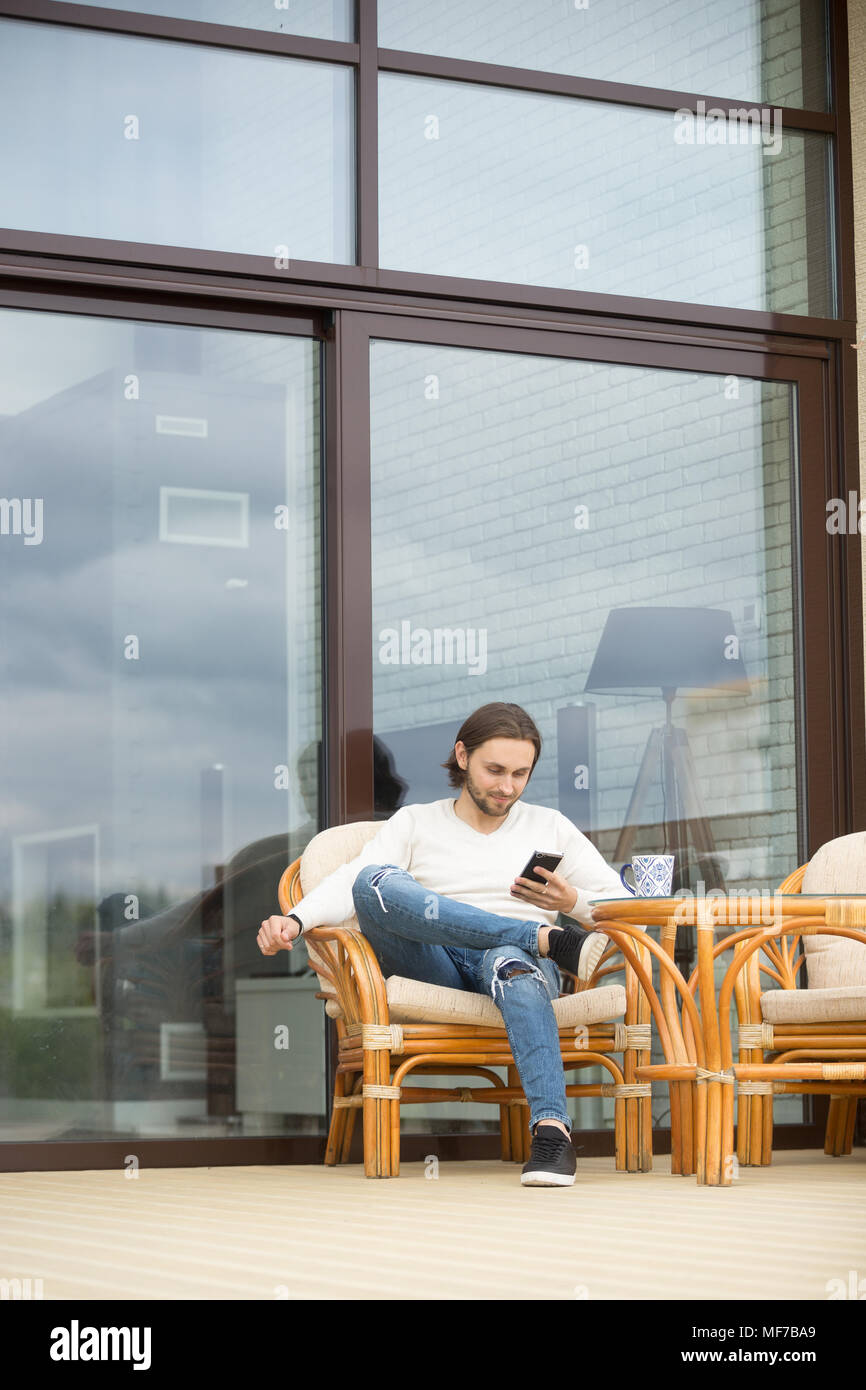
top-left (619, 855), bottom-right (675, 897)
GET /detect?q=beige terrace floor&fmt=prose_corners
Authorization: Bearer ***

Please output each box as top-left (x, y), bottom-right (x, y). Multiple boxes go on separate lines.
top-left (0, 1149), bottom-right (863, 1301)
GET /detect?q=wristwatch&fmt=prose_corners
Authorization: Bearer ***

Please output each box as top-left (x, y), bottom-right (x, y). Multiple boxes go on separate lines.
top-left (286, 911), bottom-right (304, 935)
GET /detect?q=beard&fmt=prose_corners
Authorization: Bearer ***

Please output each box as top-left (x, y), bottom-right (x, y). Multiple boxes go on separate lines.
top-left (464, 768), bottom-right (514, 817)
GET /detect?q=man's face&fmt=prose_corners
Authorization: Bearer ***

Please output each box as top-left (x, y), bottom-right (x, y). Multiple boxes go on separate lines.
top-left (457, 737), bottom-right (536, 818)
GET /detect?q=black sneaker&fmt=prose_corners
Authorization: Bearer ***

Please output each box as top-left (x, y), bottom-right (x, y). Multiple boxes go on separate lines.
top-left (521, 1122), bottom-right (577, 1187)
top-left (576, 931), bottom-right (607, 982)
top-left (546, 924), bottom-right (605, 982)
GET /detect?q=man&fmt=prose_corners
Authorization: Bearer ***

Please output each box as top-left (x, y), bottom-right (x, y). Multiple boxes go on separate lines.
top-left (258, 701), bottom-right (627, 1187)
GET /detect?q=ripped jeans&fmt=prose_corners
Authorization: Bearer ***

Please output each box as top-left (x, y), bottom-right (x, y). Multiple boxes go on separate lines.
top-left (351, 863), bottom-right (579, 1133)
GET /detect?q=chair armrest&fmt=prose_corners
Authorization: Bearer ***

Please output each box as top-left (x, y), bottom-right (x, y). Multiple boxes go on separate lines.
top-left (582, 926), bottom-right (655, 1042)
top-left (277, 858), bottom-right (303, 915)
top-left (592, 917), bottom-right (702, 1071)
top-left (278, 856), bottom-right (392, 1024)
top-left (776, 862), bottom-right (807, 894)
top-left (295, 924), bottom-right (391, 1027)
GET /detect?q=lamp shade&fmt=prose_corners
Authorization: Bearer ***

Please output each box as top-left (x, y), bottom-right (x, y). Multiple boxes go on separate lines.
top-left (584, 607), bottom-right (750, 696)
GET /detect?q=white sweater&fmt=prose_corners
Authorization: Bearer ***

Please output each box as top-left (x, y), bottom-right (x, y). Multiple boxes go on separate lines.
top-left (291, 797), bottom-right (625, 931)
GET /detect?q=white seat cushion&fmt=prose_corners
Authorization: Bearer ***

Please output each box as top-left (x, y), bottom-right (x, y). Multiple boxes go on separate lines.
top-left (760, 984), bottom-right (866, 1024)
top-left (799, 831), bottom-right (866, 988)
top-left (300, 821), bottom-right (383, 892)
top-left (324, 977), bottom-right (626, 1027)
top-left (298, 822), bottom-right (383, 978)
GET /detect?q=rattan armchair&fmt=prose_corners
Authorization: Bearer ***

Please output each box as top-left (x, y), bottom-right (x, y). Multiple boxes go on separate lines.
top-left (730, 833), bottom-right (866, 1168)
top-left (276, 822), bottom-right (655, 1178)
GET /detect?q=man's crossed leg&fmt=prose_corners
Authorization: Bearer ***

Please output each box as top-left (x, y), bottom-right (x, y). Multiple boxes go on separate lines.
top-left (350, 864), bottom-right (604, 1184)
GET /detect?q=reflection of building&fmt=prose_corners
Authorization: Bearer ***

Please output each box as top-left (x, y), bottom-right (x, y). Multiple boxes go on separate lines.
top-left (1, 362), bottom-right (300, 890)
top-left (0, 2), bottom-right (864, 1168)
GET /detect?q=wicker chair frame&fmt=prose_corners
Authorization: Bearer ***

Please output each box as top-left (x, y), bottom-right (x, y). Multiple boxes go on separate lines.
top-left (277, 854), bottom-right (656, 1178)
top-left (730, 862), bottom-right (866, 1167)
top-left (593, 877), bottom-right (866, 1185)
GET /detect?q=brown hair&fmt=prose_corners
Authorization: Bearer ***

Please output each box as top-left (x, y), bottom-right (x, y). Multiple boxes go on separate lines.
top-left (441, 703), bottom-right (542, 789)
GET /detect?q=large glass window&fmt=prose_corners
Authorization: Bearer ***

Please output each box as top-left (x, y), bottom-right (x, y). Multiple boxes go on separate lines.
top-left (379, 0), bottom-right (828, 110)
top-left (379, 73), bottom-right (833, 314)
top-left (369, 337), bottom-right (802, 1134)
top-left (0, 19), bottom-right (355, 263)
top-left (0, 309), bottom-right (324, 1143)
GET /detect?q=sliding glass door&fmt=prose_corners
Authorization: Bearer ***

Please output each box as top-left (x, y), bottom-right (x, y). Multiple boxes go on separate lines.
top-left (0, 306), bottom-right (325, 1145)
top-left (346, 316), bottom-right (827, 1137)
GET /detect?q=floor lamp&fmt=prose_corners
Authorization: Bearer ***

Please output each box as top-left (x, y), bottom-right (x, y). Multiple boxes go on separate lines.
top-left (585, 606), bottom-right (751, 906)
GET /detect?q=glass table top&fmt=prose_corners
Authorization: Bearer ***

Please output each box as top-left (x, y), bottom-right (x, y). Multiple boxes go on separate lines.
top-left (589, 893), bottom-right (866, 903)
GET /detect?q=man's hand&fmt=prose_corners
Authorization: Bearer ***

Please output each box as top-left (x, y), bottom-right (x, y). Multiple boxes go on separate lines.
top-left (258, 915), bottom-right (302, 956)
top-left (510, 865), bottom-right (579, 916)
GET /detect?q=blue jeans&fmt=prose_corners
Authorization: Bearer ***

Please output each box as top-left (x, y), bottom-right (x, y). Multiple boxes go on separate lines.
top-left (350, 864), bottom-right (592, 1134)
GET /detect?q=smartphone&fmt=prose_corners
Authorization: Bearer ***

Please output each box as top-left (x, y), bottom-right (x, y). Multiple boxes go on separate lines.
top-left (517, 850), bottom-right (563, 886)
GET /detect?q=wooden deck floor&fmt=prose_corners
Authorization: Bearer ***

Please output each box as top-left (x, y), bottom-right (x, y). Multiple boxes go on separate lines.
top-left (0, 1149), bottom-right (863, 1301)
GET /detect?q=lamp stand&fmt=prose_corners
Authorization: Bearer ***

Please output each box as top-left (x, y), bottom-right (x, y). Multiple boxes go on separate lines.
top-left (614, 688), bottom-right (725, 896)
